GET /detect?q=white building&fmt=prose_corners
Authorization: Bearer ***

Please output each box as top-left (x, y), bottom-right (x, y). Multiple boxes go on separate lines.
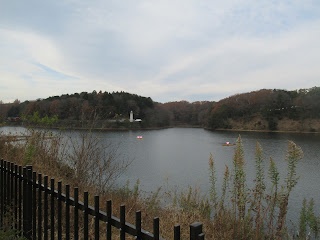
top-left (130, 111), bottom-right (134, 122)
top-left (130, 111), bottom-right (142, 122)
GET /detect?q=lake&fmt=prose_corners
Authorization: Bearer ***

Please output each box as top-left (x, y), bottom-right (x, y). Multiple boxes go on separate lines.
top-left (1, 126), bottom-right (320, 225)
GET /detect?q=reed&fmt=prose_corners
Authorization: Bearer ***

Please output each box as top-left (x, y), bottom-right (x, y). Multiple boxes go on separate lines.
top-left (1, 126), bottom-right (318, 239)
top-left (231, 135), bottom-right (247, 221)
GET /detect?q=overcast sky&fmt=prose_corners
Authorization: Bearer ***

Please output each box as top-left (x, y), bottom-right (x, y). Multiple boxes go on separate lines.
top-left (1, 0), bottom-right (320, 103)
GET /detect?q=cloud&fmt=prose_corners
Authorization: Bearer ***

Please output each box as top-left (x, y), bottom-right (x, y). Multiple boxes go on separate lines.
top-left (0, 0), bottom-right (320, 102)
top-left (0, 28), bottom-right (83, 101)
top-left (143, 19), bottom-right (320, 101)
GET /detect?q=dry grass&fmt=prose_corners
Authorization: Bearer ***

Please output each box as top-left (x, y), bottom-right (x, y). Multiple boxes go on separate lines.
top-left (1, 128), bottom-right (315, 239)
top-left (1, 128), bottom-right (218, 239)
top-left (0, 128), bottom-right (249, 239)
top-left (226, 116), bottom-right (320, 133)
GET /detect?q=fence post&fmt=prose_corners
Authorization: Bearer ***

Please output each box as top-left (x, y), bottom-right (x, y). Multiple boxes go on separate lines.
top-left (11, 163), bottom-right (14, 225)
top-left (94, 196), bottom-right (99, 240)
top-left (38, 173), bottom-right (42, 240)
top-left (23, 165), bottom-right (33, 239)
top-left (84, 191), bottom-right (89, 239)
top-left (14, 164), bottom-right (18, 231)
top-left (174, 225), bottom-right (180, 240)
top-left (43, 176), bottom-right (48, 240)
top-left (6, 162), bottom-right (10, 216)
top-left (136, 211), bottom-right (141, 240)
top-left (32, 171), bottom-right (37, 240)
top-left (120, 205), bottom-right (125, 240)
top-left (190, 222), bottom-right (204, 240)
top-left (50, 179), bottom-right (55, 240)
top-left (58, 181), bottom-right (62, 240)
top-left (153, 217), bottom-right (159, 240)
top-left (18, 166), bottom-right (22, 235)
top-left (106, 200), bottom-right (112, 240)
top-left (0, 159), bottom-right (3, 227)
top-left (65, 184), bottom-right (70, 240)
top-left (74, 187), bottom-right (79, 240)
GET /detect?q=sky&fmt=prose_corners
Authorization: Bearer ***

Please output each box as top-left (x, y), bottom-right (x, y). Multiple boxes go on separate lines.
top-left (0, 0), bottom-right (320, 103)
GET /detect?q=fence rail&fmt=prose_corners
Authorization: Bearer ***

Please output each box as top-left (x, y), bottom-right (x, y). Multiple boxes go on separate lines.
top-left (0, 160), bottom-right (205, 239)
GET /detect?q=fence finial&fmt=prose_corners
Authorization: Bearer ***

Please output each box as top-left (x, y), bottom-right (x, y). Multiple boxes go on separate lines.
top-left (190, 222), bottom-right (203, 240)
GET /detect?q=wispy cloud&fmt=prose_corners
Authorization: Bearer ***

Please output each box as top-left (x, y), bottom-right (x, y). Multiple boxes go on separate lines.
top-left (0, 0), bottom-right (320, 102)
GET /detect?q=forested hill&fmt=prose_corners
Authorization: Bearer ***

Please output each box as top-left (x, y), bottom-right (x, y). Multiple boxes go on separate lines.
top-left (2, 91), bottom-right (166, 127)
top-left (207, 87), bottom-right (320, 132)
top-left (161, 101), bottom-right (213, 126)
top-left (1, 87), bottom-right (320, 131)
top-left (1, 91), bottom-right (212, 128)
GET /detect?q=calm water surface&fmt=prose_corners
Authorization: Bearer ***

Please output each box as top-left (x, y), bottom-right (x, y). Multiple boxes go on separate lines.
top-left (2, 126), bottom-right (320, 224)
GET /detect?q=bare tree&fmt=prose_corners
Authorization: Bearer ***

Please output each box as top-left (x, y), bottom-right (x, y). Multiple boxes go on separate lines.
top-left (66, 130), bottom-right (132, 194)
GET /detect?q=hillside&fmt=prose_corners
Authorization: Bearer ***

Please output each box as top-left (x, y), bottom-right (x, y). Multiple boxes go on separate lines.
top-left (1, 87), bottom-right (320, 132)
top-left (207, 87), bottom-right (320, 132)
top-left (1, 91), bottom-right (212, 129)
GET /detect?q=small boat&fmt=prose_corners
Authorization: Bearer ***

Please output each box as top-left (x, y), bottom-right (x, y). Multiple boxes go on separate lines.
top-left (222, 142), bottom-right (235, 146)
top-left (136, 136), bottom-right (143, 139)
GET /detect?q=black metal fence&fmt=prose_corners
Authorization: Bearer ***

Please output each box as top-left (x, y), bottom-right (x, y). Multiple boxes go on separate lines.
top-left (0, 160), bottom-right (205, 239)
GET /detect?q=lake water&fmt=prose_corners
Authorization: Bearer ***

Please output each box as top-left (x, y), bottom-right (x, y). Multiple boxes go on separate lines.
top-left (1, 126), bottom-right (320, 225)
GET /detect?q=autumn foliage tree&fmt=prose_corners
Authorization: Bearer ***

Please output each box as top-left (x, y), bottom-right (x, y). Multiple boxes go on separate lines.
top-left (207, 87), bottom-right (320, 130)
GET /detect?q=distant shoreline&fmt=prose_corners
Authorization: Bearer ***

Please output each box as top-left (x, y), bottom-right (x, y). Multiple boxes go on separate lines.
top-left (3, 123), bottom-right (319, 134)
top-left (211, 128), bottom-right (320, 134)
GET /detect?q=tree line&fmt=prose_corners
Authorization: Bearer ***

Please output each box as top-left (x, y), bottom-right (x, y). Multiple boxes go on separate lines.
top-left (208, 87), bottom-right (320, 130)
top-left (0, 91), bottom-right (212, 128)
top-left (1, 87), bottom-right (319, 130)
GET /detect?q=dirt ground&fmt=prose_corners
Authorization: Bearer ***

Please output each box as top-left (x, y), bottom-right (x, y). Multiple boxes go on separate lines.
top-left (227, 116), bottom-right (320, 133)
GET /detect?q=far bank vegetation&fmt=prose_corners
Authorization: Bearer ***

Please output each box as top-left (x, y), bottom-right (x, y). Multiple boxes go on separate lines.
top-left (1, 87), bottom-right (320, 132)
top-left (208, 87), bottom-right (320, 132)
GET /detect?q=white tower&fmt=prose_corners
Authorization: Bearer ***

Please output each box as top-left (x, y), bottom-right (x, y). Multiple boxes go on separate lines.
top-left (130, 111), bottom-right (134, 122)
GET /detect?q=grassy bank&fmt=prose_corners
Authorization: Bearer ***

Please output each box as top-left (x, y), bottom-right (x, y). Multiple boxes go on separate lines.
top-left (1, 126), bottom-right (319, 239)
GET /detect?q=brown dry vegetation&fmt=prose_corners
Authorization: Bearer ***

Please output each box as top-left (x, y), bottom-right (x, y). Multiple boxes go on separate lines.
top-left (0, 128), bottom-right (217, 239)
top-left (208, 87), bottom-right (320, 132)
top-left (225, 116), bottom-right (320, 133)
top-left (1, 126), bottom-right (319, 239)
